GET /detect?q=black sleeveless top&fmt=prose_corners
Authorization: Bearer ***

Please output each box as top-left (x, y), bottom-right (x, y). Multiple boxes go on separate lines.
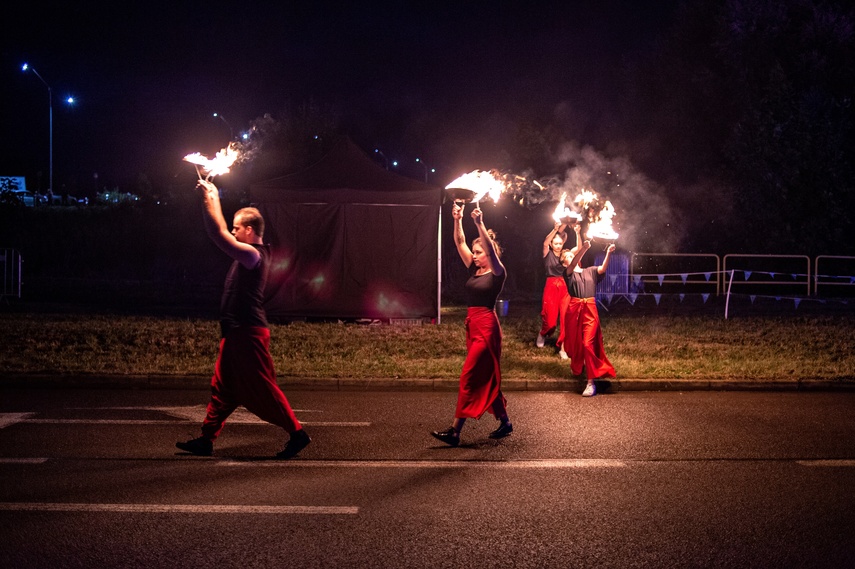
top-left (220, 244), bottom-right (269, 337)
top-left (464, 264), bottom-right (506, 308)
top-left (543, 249), bottom-right (564, 277)
top-left (564, 266), bottom-right (602, 299)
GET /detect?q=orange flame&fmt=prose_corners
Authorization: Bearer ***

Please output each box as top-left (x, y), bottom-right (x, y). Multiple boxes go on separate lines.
top-left (574, 189), bottom-right (619, 240)
top-left (183, 142), bottom-right (240, 179)
top-left (552, 192), bottom-right (583, 224)
top-left (445, 170), bottom-right (505, 204)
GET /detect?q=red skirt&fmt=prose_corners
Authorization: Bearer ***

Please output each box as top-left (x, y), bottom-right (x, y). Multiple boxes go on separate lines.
top-left (562, 297), bottom-right (616, 380)
top-left (455, 307), bottom-right (506, 419)
top-left (539, 276), bottom-right (569, 336)
top-left (202, 326), bottom-right (301, 440)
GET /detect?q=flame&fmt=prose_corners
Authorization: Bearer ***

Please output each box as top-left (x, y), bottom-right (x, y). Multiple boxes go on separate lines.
top-left (183, 142), bottom-right (241, 179)
top-left (551, 192), bottom-right (583, 224)
top-left (572, 189), bottom-right (619, 240)
top-left (445, 170), bottom-right (505, 204)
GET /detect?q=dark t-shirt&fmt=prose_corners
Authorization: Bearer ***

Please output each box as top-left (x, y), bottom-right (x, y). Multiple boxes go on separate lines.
top-left (464, 264), bottom-right (507, 308)
top-left (543, 249), bottom-right (565, 277)
top-left (220, 244), bottom-right (269, 337)
top-left (564, 266), bottom-right (602, 299)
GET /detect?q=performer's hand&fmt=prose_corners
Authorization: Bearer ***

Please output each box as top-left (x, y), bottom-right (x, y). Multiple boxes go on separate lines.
top-left (574, 223), bottom-right (582, 234)
top-left (451, 202), bottom-right (463, 221)
top-left (582, 240), bottom-right (592, 250)
top-left (606, 243), bottom-right (616, 253)
top-left (471, 207), bottom-right (483, 224)
top-left (554, 221), bottom-right (563, 231)
top-left (196, 179), bottom-right (218, 197)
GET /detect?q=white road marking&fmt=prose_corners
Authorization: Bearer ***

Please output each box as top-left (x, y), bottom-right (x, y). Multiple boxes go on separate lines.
top-left (0, 502), bottom-right (357, 515)
top-left (796, 460), bottom-right (855, 467)
top-left (221, 459), bottom-right (627, 468)
top-left (0, 413), bottom-right (35, 429)
top-left (0, 458), bottom-right (48, 464)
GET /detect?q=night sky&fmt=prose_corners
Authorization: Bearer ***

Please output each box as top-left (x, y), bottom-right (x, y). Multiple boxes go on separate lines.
top-left (1, 1), bottom-right (678, 193)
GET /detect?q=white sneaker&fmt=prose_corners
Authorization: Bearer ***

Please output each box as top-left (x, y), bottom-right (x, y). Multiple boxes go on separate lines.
top-left (558, 349), bottom-right (568, 360)
top-left (536, 334), bottom-right (545, 348)
top-left (582, 383), bottom-right (596, 397)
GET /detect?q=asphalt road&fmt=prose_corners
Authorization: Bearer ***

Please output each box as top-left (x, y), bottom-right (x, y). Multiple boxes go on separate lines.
top-left (1, 388), bottom-right (854, 568)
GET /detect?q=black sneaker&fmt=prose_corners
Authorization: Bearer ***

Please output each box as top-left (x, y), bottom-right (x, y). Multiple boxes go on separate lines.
top-left (176, 436), bottom-right (213, 456)
top-left (488, 422), bottom-right (513, 439)
top-left (276, 429), bottom-right (311, 459)
top-left (431, 427), bottom-right (460, 447)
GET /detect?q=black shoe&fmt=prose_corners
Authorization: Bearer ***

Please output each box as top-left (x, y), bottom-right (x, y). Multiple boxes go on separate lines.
top-left (488, 422), bottom-right (513, 439)
top-left (276, 429), bottom-right (311, 459)
top-left (176, 436), bottom-right (213, 456)
top-left (431, 427), bottom-right (460, 447)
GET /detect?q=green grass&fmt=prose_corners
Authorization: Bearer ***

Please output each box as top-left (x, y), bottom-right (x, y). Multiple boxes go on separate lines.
top-left (1, 308), bottom-right (853, 381)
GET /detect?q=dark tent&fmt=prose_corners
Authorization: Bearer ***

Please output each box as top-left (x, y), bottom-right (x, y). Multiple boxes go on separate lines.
top-left (251, 138), bottom-right (441, 322)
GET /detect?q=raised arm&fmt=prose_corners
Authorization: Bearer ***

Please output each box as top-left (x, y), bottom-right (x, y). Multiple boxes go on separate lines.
top-left (197, 180), bottom-right (261, 269)
top-left (542, 221), bottom-right (567, 257)
top-left (597, 243), bottom-right (616, 275)
top-left (562, 240), bottom-right (591, 275)
top-left (472, 207), bottom-right (505, 277)
top-left (452, 202), bottom-right (473, 267)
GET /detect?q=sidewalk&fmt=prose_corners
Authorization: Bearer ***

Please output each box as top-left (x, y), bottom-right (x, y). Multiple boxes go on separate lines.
top-left (1, 374), bottom-right (853, 392)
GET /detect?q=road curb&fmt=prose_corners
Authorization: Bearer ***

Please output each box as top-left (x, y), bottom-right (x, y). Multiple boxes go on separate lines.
top-left (1, 374), bottom-right (854, 392)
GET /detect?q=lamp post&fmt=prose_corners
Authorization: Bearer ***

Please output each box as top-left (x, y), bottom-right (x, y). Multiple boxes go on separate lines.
top-left (212, 112), bottom-right (234, 140)
top-left (21, 63), bottom-right (53, 195)
top-left (415, 157), bottom-right (436, 184)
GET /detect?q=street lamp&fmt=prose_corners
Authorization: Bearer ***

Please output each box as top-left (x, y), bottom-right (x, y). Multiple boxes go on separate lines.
top-left (415, 158), bottom-right (436, 184)
top-left (21, 63), bottom-right (54, 195)
top-left (212, 112), bottom-right (234, 139)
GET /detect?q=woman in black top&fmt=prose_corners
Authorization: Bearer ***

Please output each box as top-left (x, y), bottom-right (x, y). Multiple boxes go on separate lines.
top-left (432, 203), bottom-right (511, 446)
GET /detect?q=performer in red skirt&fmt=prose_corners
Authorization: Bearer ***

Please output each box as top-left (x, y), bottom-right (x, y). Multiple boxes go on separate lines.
top-left (176, 180), bottom-right (310, 459)
top-left (432, 202), bottom-right (511, 446)
top-left (561, 240), bottom-right (617, 397)
top-left (537, 221), bottom-right (569, 351)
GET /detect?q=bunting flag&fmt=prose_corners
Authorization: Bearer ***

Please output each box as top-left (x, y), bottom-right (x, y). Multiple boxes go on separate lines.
top-left (775, 296), bottom-right (781, 301)
top-left (604, 293), bottom-right (614, 305)
top-left (633, 275), bottom-right (643, 287)
top-left (704, 273), bottom-right (712, 281)
top-left (770, 272), bottom-right (777, 279)
top-left (654, 294), bottom-right (662, 305)
top-left (609, 275), bottom-right (618, 286)
top-left (679, 293), bottom-right (685, 303)
top-left (744, 270), bottom-right (752, 280)
top-left (850, 277), bottom-right (855, 284)
top-left (628, 293), bottom-right (638, 305)
top-left (750, 295), bottom-right (756, 304)
top-left (681, 274), bottom-right (688, 284)
top-left (657, 274), bottom-right (665, 286)
top-left (791, 274), bottom-right (798, 280)
top-left (702, 293), bottom-right (710, 304)
top-left (794, 298), bottom-right (801, 309)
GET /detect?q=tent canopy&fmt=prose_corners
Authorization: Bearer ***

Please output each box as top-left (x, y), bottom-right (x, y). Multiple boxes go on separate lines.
top-left (251, 138), bottom-right (441, 321)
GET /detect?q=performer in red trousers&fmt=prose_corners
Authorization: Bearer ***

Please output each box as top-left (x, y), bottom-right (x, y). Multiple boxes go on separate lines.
top-left (561, 239), bottom-right (617, 397)
top-left (536, 221), bottom-right (569, 352)
top-left (176, 179), bottom-right (310, 459)
top-left (431, 202), bottom-right (512, 446)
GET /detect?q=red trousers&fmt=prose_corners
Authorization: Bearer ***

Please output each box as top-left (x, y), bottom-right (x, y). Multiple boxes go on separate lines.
top-left (455, 307), bottom-right (507, 419)
top-left (539, 276), bottom-right (569, 337)
top-left (562, 297), bottom-right (616, 380)
top-left (201, 327), bottom-right (301, 440)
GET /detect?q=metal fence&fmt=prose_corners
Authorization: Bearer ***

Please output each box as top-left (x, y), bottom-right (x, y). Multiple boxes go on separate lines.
top-left (1, 248), bottom-right (22, 300)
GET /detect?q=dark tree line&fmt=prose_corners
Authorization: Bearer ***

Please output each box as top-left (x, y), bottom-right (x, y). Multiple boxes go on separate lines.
top-left (616, 0), bottom-right (854, 255)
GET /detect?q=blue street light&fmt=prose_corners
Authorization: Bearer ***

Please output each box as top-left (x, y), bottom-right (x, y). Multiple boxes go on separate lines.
top-left (415, 157), bottom-right (436, 183)
top-left (21, 63), bottom-right (75, 195)
top-left (212, 112), bottom-right (233, 139)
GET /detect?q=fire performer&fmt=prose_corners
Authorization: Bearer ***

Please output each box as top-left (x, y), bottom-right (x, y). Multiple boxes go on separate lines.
top-left (176, 180), bottom-right (310, 459)
top-left (560, 239), bottom-right (617, 397)
top-left (536, 220), bottom-right (568, 350)
top-left (431, 203), bottom-right (512, 446)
